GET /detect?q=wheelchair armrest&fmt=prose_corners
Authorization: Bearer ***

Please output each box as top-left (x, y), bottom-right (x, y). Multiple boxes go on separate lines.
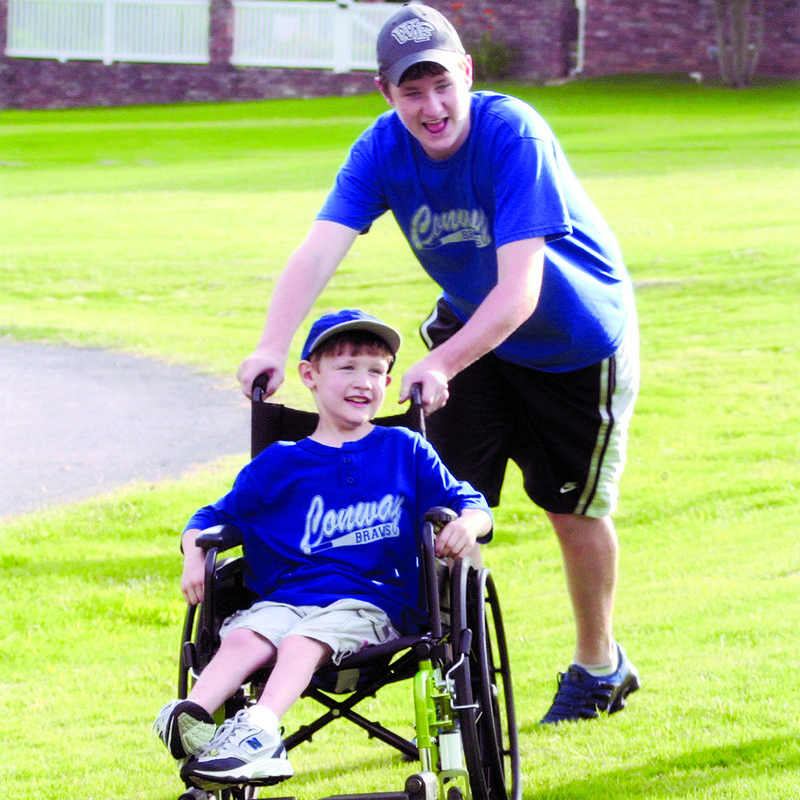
top-left (195, 524), bottom-right (244, 553)
top-left (425, 505), bottom-right (493, 544)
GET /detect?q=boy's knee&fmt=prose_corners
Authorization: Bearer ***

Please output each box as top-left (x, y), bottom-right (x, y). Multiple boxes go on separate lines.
top-left (221, 626), bottom-right (271, 654)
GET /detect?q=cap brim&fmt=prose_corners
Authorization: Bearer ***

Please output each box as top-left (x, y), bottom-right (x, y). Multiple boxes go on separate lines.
top-left (384, 49), bottom-right (465, 86)
top-left (304, 320), bottom-right (402, 359)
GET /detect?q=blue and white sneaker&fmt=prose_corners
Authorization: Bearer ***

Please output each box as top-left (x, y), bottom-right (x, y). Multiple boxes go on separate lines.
top-left (153, 699), bottom-right (216, 760)
top-left (540, 643), bottom-right (640, 724)
top-left (182, 708), bottom-right (294, 787)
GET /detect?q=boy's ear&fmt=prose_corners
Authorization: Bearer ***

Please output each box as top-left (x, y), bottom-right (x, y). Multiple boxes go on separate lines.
top-left (375, 75), bottom-right (394, 106)
top-left (460, 55), bottom-right (474, 90)
top-left (298, 360), bottom-right (316, 388)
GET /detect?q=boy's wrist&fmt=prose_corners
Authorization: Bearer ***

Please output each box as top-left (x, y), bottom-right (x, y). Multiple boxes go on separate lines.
top-left (181, 528), bottom-right (204, 556)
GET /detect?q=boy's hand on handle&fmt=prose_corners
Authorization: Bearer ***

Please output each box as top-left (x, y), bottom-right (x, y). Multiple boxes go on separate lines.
top-left (399, 360), bottom-right (450, 415)
top-left (237, 348), bottom-right (286, 400)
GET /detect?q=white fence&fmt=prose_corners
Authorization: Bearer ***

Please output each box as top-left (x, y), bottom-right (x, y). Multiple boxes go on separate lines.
top-left (5, 0), bottom-right (397, 70)
top-left (232, 0), bottom-right (395, 72)
top-left (6, 0), bottom-right (211, 64)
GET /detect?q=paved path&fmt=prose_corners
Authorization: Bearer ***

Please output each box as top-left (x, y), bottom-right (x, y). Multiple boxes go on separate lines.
top-left (1, 342), bottom-right (249, 518)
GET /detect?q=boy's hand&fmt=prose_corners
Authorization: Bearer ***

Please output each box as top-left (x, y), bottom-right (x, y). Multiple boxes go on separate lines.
top-left (434, 518), bottom-right (475, 560)
top-left (399, 362), bottom-right (449, 414)
top-left (434, 509), bottom-right (491, 561)
top-left (237, 349), bottom-right (286, 400)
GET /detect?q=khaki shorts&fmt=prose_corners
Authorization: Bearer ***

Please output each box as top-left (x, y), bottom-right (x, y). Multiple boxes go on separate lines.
top-left (219, 598), bottom-right (400, 665)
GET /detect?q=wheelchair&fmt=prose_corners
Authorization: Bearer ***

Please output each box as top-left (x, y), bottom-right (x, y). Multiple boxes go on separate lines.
top-left (176, 384), bottom-right (521, 800)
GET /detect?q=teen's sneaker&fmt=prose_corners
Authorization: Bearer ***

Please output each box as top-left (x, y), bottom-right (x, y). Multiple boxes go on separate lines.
top-left (154, 699), bottom-right (217, 760)
top-left (539, 643), bottom-right (640, 724)
top-left (182, 709), bottom-right (294, 787)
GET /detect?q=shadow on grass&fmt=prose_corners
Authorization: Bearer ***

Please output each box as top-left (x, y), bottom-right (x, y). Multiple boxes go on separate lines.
top-left (526, 736), bottom-right (800, 798)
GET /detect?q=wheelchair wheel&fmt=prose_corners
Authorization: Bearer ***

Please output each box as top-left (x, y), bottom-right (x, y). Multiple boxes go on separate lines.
top-left (450, 561), bottom-right (520, 800)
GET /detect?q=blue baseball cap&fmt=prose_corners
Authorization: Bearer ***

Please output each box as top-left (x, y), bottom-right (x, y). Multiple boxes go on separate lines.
top-left (301, 309), bottom-right (402, 361)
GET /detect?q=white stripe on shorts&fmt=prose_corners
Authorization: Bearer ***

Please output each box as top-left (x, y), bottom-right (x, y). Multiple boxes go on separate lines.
top-left (576, 311), bottom-right (639, 518)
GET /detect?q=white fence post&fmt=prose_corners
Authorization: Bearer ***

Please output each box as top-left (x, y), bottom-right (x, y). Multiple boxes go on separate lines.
top-left (102, 0), bottom-right (115, 64)
top-left (332, 0), bottom-right (352, 74)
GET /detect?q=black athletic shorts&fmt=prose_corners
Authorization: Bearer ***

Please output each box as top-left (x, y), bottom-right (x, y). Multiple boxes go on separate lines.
top-left (421, 299), bottom-right (639, 516)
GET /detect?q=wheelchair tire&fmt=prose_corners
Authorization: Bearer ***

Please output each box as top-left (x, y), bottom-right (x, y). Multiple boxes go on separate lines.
top-left (450, 561), bottom-right (520, 800)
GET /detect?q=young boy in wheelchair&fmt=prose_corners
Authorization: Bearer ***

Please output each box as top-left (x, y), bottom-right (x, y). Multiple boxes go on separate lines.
top-left (155, 309), bottom-right (493, 790)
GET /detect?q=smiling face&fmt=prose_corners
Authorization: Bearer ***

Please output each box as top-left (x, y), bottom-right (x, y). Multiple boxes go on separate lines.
top-left (377, 58), bottom-right (474, 161)
top-left (299, 341), bottom-right (393, 443)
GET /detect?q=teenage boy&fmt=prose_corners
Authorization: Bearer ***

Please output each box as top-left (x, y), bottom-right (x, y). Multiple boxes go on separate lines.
top-left (235, 3), bottom-right (640, 725)
top-left (155, 309), bottom-right (492, 788)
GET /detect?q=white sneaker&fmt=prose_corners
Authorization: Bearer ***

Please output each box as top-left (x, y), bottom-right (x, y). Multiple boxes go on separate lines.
top-left (153, 699), bottom-right (216, 760)
top-left (182, 709), bottom-right (294, 787)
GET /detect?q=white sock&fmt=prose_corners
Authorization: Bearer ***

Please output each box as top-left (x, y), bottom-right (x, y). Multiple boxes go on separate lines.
top-left (247, 705), bottom-right (280, 734)
top-left (575, 646), bottom-right (619, 677)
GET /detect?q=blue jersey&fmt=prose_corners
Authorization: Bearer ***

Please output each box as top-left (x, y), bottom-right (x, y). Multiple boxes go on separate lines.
top-left (185, 426), bottom-right (491, 634)
top-left (318, 91), bottom-right (634, 372)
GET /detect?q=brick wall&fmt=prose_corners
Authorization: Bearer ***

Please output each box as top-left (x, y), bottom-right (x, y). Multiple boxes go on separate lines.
top-left (581, 0), bottom-right (800, 79)
top-left (430, 0), bottom-right (569, 83)
top-left (1, 0), bottom-right (798, 110)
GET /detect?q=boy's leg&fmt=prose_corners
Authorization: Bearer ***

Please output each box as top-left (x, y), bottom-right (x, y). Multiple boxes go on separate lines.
top-left (547, 512), bottom-right (618, 669)
top-left (534, 320), bottom-right (640, 723)
top-left (154, 629), bottom-right (276, 761)
top-left (188, 628), bottom-right (277, 713)
top-left (184, 601), bottom-right (396, 786)
top-left (257, 634), bottom-right (333, 718)
top-left (183, 636), bottom-right (330, 787)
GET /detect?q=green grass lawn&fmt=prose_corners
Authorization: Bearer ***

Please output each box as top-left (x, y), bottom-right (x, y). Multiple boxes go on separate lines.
top-left (1, 76), bottom-right (799, 799)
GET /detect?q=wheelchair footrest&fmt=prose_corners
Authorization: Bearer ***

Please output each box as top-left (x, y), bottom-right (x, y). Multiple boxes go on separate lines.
top-left (319, 794), bottom-right (409, 800)
top-left (318, 772), bottom-right (439, 800)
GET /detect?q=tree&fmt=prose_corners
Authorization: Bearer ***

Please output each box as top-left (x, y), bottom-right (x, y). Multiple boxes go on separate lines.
top-left (712, 0), bottom-right (765, 87)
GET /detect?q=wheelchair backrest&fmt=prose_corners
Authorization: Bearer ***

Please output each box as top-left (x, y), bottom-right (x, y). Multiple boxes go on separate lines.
top-left (250, 382), bottom-right (425, 458)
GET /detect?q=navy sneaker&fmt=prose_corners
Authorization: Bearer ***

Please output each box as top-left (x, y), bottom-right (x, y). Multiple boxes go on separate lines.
top-left (182, 708), bottom-right (294, 788)
top-left (540, 643), bottom-right (640, 724)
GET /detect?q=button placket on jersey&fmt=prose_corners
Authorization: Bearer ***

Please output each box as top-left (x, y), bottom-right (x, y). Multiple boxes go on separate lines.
top-left (341, 454), bottom-right (357, 488)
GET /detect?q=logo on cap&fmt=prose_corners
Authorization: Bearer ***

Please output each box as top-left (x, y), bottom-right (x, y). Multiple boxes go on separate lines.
top-left (391, 20), bottom-right (435, 45)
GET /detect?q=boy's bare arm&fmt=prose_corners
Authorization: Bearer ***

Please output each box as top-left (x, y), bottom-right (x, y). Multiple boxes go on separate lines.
top-left (434, 508), bottom-right (492, 561)
top-left (180, 528), bottom-right (206, 606)
top-left (399, 236), bottom-right (545, 412)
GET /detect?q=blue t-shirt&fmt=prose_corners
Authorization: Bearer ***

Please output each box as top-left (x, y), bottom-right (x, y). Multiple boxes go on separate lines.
top-left (318, 91), bottom-right (634, 372)
top-left (185, 426), bottom-right (491, 634)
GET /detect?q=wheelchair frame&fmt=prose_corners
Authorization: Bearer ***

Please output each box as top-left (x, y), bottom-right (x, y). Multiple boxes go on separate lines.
top-left (175, 389), bottom-right (520, 800)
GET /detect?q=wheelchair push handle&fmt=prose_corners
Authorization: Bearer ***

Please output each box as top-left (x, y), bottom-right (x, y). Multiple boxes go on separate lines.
top-left (252, 372), bottom-right (270, 403)
top-left (408, 383), bottom-right (426, 439)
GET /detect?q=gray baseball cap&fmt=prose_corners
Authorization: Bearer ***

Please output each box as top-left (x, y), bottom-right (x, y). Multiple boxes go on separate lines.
top-left (377, 3), bottom-right (466, 86)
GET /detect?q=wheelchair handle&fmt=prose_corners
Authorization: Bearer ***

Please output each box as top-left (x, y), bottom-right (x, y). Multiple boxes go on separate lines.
top-left (423, 506), bottom-right (457, 529)
top-left (409, 383), bottom-right (425, 439)
top-left (252, 372), bottom-right (270, 403)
